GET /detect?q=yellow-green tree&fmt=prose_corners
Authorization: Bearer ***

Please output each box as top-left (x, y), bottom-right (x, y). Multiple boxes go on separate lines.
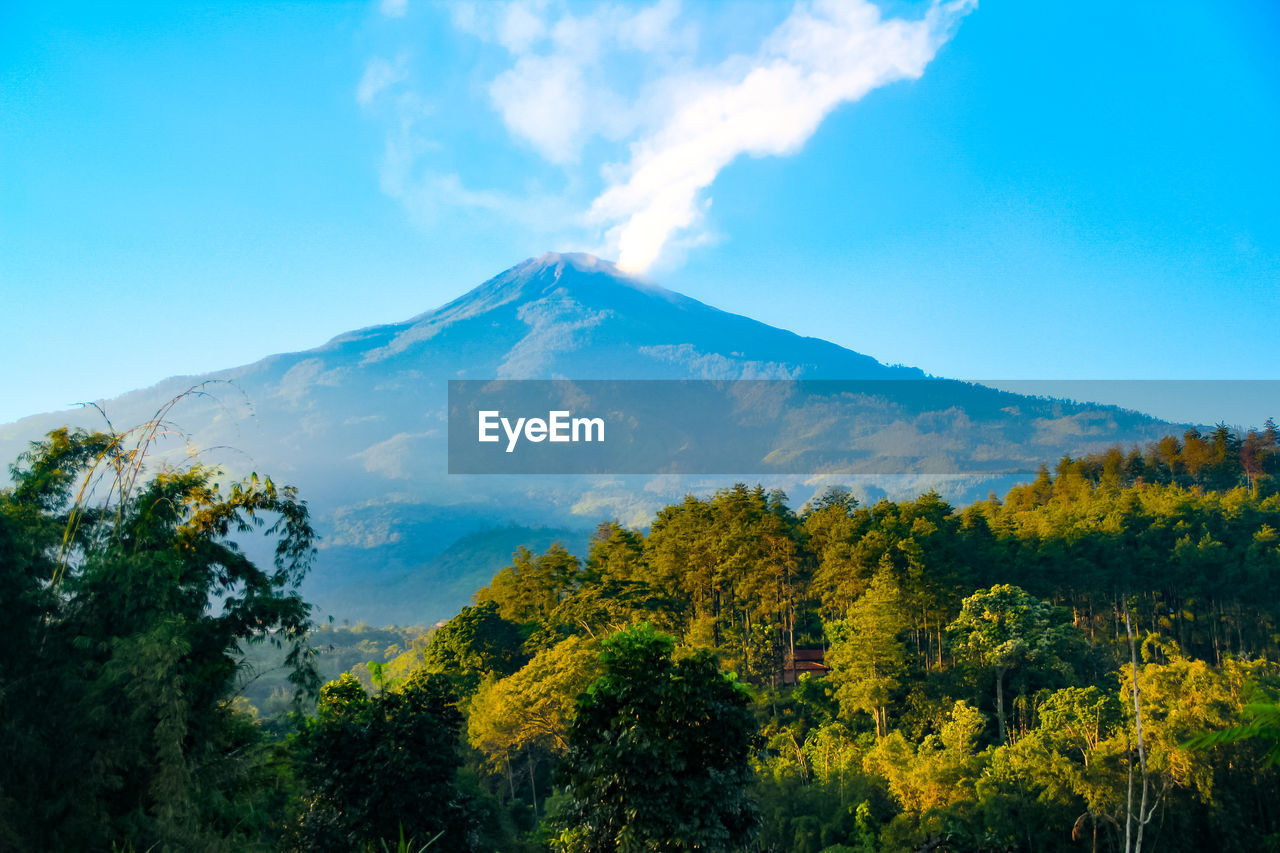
top-left (475, 543), bottom-right (582, 624)
top-left (467, 635), bottom-right (602, 813)
top-left (864, 701), bottom-right (990, 845)
top-left (825, 562), bottom-right (908, 737)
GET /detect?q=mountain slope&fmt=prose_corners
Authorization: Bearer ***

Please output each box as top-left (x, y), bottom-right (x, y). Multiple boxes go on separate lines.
top-left (0, 253), bottom-right (1171, 623)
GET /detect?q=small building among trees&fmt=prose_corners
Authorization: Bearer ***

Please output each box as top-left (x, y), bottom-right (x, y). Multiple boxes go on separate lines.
top-left (782, 648), bottom-right (830, 684)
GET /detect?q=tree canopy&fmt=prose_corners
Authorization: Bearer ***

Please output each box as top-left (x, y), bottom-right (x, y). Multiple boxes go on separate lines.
top-left (291, 670), bottom-right (473, 852)
top-left (6, 420), bottom-right (1280, 851)
top-left (552, 624), bottom-right (761, 852)
top-left (0, 425), bottom-right (317, 851)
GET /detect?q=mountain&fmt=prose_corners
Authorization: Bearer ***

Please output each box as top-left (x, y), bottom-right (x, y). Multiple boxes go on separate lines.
top-left (0, 252), bottom-right (1172, 624)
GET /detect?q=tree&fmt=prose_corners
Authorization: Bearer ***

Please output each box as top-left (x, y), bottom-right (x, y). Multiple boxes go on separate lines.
top-left (419, 601), bottom-right (526, 697)
top-left (475, 543), bottom-right (582, 624)
top-left (864, 700), bottom-right (990, 846)
top-left (975, 686), bottom-right (1128, 853)
top-left (946, 584), bottom-right (1078, 745)
top-left (804, 485), bottom-right (858, 517)
top-left (1122, 609), bottom-right (1155, 853)
top-left (825, 563), bottom-right (908, 737)
top-left (586, 520), bottom-right (648, 583)
top-left (292, 670), bottom-right (473, 852)
top-left (468, 635), bottom-right (603, 814)
top-left (1117, 639), bottom-right (1270, 848)
top-left (552, 624), bottom-right (761, 852)
top-left (1186, 701), bottom-right (1280, 766)
top-left (0, 423), bottom-right (317, 851)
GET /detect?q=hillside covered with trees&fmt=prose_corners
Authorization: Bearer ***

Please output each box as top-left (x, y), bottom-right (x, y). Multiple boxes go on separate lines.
top-left (2, 422), bottom-right (1279, 851)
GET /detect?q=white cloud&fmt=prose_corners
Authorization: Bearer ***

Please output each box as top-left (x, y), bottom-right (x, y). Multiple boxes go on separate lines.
top-left (381, 164), bottom-right (584, 241)
top-left (354, 431), bottom-right (437, 479)
top-left (380, 0), bottom-right (408, 19)
top-left (498, 1), bottom-right (549, 53)
top-left (593, 0), bottom-right (976, 272)
top-left (356, 56), bottom-right (408, 107)
top-left (490, 54), bottom-right (589, 163)
top-left (619, 0), bottom-right (683, 53)
top-left (361, 0), bottom-right (973, 272)
top-left (483, 2), bottom-right (677, 163)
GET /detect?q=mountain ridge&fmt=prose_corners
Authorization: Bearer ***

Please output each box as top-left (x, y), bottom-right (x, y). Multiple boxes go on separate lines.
top-left (1, 253), bottom-right (1173, 624)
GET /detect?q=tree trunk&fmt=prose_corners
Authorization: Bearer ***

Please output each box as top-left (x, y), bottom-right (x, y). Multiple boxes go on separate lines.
top-left (788, 601), bottom-right (796, 670)
top-left (1125, 740), bottom-right (1134, 853)
top-left (1125, 609), bottom-right (1151, 853)
top-left (527, 749), bottom-right (538, 815)
top-left (995, 667), bottom-right (1008, 745)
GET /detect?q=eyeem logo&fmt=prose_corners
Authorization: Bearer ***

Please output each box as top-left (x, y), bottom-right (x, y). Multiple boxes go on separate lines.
top-left (453, 378), bottom-right (1265, 476)
top-left (478, 410), bottom-right (605, 453)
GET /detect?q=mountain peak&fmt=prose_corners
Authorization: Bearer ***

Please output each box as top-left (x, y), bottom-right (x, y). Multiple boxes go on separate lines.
top-left (431, 250), bottom-right (673, 319)
top-left (525, 251), bottom-right (621, 277)
top-left (507, 251), bottom-right (664, 297)
top-left (300, 250), bottom-right (910, 380)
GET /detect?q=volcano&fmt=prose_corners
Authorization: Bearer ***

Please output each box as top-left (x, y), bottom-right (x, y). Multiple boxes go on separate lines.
top-left (0, 253), bottom-right (1170, 624)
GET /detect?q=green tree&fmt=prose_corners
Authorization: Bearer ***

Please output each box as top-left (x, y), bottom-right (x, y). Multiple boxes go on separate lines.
top-left (419, 601), bottom-right (526, 697)
top-left (825, 563), bottom-right (908, 737)
top-left (552, 624), bottom-right (761, 852)
top-left (292, 670), bottom-right (473, 852)
top-left (946, 584), bottom-right (1079, 745)
top-left (586, 520), bottom-right (648, 583)
top-left (975, 686), bottom-right (1128, 852)
top-left (0, 423), bottom-right (317, 851)
top-left (1186, 701), bottom-right (1280, 765)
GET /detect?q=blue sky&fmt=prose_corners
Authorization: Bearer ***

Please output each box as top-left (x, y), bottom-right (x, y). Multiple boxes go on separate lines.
top-left (2, 0), bottom-right (1277, 426)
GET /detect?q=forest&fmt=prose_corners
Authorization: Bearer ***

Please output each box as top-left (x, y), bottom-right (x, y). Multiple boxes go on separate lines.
top-left (1, 420), bottom-right (1279, 852)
